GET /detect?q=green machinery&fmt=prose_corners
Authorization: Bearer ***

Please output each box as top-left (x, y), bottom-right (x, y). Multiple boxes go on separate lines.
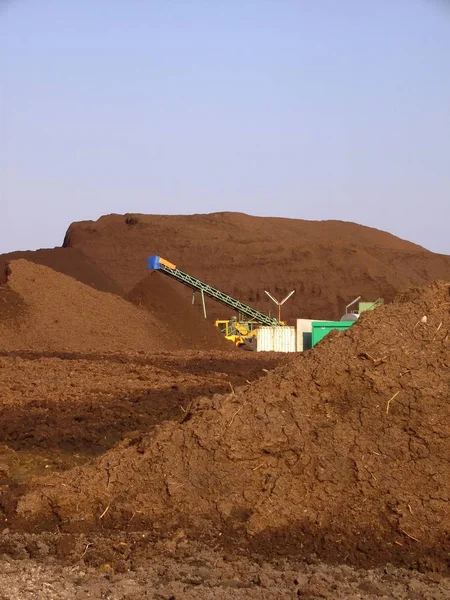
top-left (311, 321), bottom-right (354, 347)
top-left (359, 298), bottom-right (384, 312)
top-left (311, 298), bottom-right (384, 347)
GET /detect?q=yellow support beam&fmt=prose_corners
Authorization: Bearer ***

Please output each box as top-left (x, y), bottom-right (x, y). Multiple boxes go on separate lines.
top-left (159, 257), bottom-right (177, 270)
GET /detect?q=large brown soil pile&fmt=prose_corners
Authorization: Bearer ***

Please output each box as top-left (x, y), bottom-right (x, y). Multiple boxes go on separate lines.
top-left (0, 247), bottom-right (124, 296)
top-left (63, 212), bottom-right (450, 320)
top-left (0, 260), bottom-right (172, 352)
top-left (127, 271), bottom-right (229, 350)
top-left (0, 248), bottom-right (231, 351)
top-left (16, 281), bottom-right (450, 570)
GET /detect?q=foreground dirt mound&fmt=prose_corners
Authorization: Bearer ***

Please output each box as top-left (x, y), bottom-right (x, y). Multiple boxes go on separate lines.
top-left (0, 260), bottom-right (173, 352)
top-left (16, 281), bottom-right (450, 570)
top-left (127, 272), bottom-right (229, 351)
top-left (63, 212), bottom-right (450, 320)
top-left (0, 247), bottom-right (124, 296)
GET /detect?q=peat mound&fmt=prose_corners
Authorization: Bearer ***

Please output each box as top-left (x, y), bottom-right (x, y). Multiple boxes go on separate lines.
top-left (16, 281), bottom-right (450, 570)
top-left (0, 247), bottom-right (124, 297)
top-left (127, 272), bottom-right (229, 351)
top-left (0, 260), bottom-right (173, 353)
top-left (63, 212), bottom-right (450, 320)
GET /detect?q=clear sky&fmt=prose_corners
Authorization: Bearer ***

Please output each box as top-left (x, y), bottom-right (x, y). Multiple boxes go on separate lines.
top-left (1, 0), bottom-right (449, 255)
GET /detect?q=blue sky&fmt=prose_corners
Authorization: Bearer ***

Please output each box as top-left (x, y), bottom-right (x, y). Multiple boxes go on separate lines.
top-left (1, 0), bottom-right (449, 254)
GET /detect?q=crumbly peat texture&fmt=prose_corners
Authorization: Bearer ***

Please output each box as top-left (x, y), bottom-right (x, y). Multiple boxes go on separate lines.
top-left (14, 281), bottom-right (450, 571)
top-left (0, 260), bottom-right (172, 353)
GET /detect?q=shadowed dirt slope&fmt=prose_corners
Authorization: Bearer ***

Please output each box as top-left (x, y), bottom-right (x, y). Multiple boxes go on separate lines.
top-left (16, 281), bottom-right (450, 571)
top-left (63, 212), bottom-right (450, 321)
top-left (127, 271), bottom-right (229, 351)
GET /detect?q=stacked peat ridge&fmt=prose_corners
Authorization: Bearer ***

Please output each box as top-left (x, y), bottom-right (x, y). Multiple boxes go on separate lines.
top-left (0, 247), bottom-right (124, 296)
top-left (64, 212), bottom-right (450, 320)
top-left (16, 281), bottom-right (450, 569)
top-left (0, 260), bottom-right (171, 353)
top-left (127, 271), bottom-right (229, 350)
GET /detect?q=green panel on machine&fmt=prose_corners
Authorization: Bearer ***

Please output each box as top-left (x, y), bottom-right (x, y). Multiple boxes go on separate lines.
top-left (311, 321), bottom-right (354, 347)
top-left (358, 299), bottom-right (384, 313)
